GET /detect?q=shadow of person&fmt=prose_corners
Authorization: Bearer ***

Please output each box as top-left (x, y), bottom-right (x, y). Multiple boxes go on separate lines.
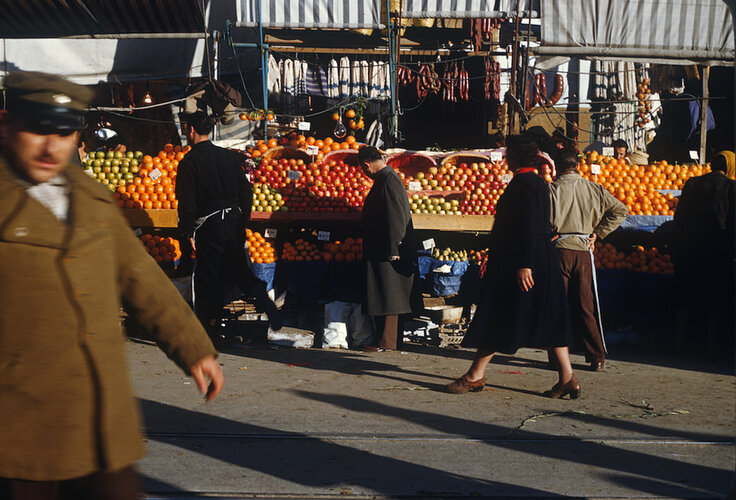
top-left (138, 398), bottom-right (552, 498)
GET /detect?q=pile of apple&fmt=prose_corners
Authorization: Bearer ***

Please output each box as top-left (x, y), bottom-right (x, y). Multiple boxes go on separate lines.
top-left (139, 234), bottom-right (182, 265)
top-left (84, 149), bottom-right (145, 191)
top-left (594, 243), bottom-right (674, 275)
top-left (409, 194), bottom-right (462, 215)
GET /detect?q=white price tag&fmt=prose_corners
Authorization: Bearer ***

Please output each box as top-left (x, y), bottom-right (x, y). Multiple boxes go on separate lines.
top-left (317, 231), bottom-right (331, 242)
top-left (288, 170), bottom-right (301, 180)
top-left (306, 145), bottom-right (319, 155)
top-left (298, 121), bottom-right (311, 131)
top-left (490, 151), bottom-right (503, 162)
top-left (422, 238), bottom-right (436, 250)
top-left (689, 150), bottom-right (700, 160)
top-left (264, 228), bottom-right (278, 239)
top-left (602, 147), bottom-right (615, 157)
top-left (590, 164), bottom-right (601, 175)
top-left (149, 168), bottom-right (162, 182)
top-left (408, 181), bottom-right (421, 191)
top-left (246, 173), bottom-right (252, 182)
top-left (501, 173), bottom-right (513, 184)
top-left (133, 228), bottom-right (143, 237)
top-left (84, 169), bottom-right (96, 177)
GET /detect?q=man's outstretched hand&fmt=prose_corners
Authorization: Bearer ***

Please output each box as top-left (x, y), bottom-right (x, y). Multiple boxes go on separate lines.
top-left (190, 355), bottom-right (224, 402)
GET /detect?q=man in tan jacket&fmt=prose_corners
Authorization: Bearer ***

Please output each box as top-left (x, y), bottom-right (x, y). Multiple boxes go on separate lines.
top-left (0, 72), bottom-right (224, 499)
top-left (549, 147), bottom-right (628, 371)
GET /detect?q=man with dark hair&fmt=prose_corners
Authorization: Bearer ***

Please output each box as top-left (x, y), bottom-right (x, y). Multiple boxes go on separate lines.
top-left (359, 146), bottom-right (421, 351)
top-left (0, 71), bottom-right (223, 500)
top-left (549, 147), bottom-right (628, 371)
top-left (611, 139), bottom-right (629, 163)
top-left (674, 150), bottom-right (735, 351)
top-left (176, 111), bottom-right (280, 338)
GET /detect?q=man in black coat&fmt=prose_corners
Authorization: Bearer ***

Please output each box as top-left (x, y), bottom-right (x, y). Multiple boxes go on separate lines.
top-left (673, 152), bottom-right (735, 351)
top-left (176, 112), bottom-right (280, 336)
top-left (359, 146), bottom-right (421, 351)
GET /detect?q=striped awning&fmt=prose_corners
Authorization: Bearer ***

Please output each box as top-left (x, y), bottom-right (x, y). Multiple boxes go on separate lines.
top-left (0, 0), bottom-right (205, 38)
top-left (401, 0), bottom-right (539, 18)
top-left (236, 0), bottom-right (384, 29)
top-left (539, 0), bottom-right (735, 65)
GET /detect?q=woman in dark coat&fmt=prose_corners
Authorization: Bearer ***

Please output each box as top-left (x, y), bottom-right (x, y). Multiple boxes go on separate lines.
top-left (448, 135), bottom-right (579, 398)
top-left (360, 146), bottom-right (422, 351)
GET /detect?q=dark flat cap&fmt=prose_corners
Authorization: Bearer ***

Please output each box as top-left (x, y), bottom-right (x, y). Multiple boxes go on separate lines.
top-left (3, 71), bottom-right (94, 132)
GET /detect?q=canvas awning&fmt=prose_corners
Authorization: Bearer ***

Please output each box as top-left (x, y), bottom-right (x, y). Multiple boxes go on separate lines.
top-left (401, 0), bottom-right (539, 18)
top-left (538, 0), bottom-right (734, 66)
top-left (236, 0), bottom-right (384, 29)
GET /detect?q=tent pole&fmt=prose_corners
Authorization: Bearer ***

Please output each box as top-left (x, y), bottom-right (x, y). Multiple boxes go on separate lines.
top-left (509, 2), bottom-right (521, 133)
top-left (698, 65), bottom-right (710, 164)
top-left (258, 0), bottom-right (268, 140)
top-left (387, 0), bottom-right (398, 143)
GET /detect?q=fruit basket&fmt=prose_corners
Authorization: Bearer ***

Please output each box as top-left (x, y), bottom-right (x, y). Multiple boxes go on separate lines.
top-left (387, 152), bottom-right (439, 178)
top-left (262, 146), bottom-right (312, 163)
top-left (440, 151), bottom-right (496, 168)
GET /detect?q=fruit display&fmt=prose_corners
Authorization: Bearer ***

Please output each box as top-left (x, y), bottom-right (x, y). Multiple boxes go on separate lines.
top-left (431, 246), bottom-right (468, 261)
top-left (636, 78), bottom-right (652, 128)
top-left (409, 194), bottom-right (462, 215)
top-left (469, 248), bottom-right (489, 266)
top-left (251, 184), bottom-right (285, 213)
top-left (281, 238), bottom-right (323, 262)
top-left (578, 152), bottom-right (709, 216)
top-left (248, 133), bottom-right (361, 160)
top-left (594, 243), bottom-right (674, 275)
top-left (246, 229), bottom-right (277, 264)
top-left (83, 149), bottom-right (145, 191)
top-left (139, 234), bottom-right (182, 265)
top-left (112, 144), bottom-right (188, 210)
top-left (323, 237), bottom-right (363, 262)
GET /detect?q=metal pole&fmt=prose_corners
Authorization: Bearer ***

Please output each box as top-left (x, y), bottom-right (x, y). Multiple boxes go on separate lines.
top-left (698, 65), bottom-right (710, 164)
top-left (509, 2), bottom-right (521, 133)
top-left (258, 0), bottom-right (268, 140)
top-left (387, 0), bottom-right (398, 142)
top-left (212, 30), bottom-right (219, 140)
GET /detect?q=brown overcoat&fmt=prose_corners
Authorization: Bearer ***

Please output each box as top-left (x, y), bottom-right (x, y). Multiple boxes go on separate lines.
top-left (0, 156), bottom-right (217, 481)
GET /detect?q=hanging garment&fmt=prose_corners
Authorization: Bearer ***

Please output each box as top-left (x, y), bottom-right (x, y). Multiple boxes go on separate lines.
top-left (360, 60), bottom-right (370, 97)
top-left (369, 61), bottom-right (381, 98)
top-left (306, 66), bottom-right (327, 97)
top-left (366, 118), bottom-right (384, 148)
top-left (295, 60), bottom-right (311, 115)
top-left (282, 58), bottom-right (295, 114)
top-left (339, 56), bottom-right (351, 98)
top-left (267, 55), bottom-right (281, 105)
top-left (351, 60), bottom-right (361, 96)
top-left (381, 61), bottom-right (391, 99)
top-left (328, 59), bottom-right (339, 98)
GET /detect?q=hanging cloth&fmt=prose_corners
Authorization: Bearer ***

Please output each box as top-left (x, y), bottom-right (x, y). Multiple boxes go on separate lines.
top-left (339, 57), bottom-right (351, 99)
top-left (381, 61), bottom-right (391, 99)
top-left (366, 118), bottom-right (384, 148)
top-left (267, 55), bottom-right (281, 105)
top-left (294, 60), bottom-right (308, 96)
top-left (328, 59), bottom-right (339, 98)
top-left (369, 61), bottom-right (381, 98)
top-left (351, 60), bottom-right (361, 96)
top-left (306, 66), bottom-right (326, 97)
top-left (282, 58), bottom-right (295, 114)
top-left (360, 60), bottom-right (370, 97)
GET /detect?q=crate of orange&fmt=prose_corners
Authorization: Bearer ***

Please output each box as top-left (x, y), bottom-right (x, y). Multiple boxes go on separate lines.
top-left (280, 238), bottom-right (328, 299)
top-left (246, 229), bottom-right (278, 291)
top-left (324, 238), bottom-right (364, 303)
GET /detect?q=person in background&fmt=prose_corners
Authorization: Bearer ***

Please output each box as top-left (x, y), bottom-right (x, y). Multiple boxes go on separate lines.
top-left (359, 146), bottom-right (422, 352)
top-left (612, 139), bottom-right (631, 164)
top-left (176, 111), bottom-right (281, 340)
top-left (0, 71), bottom-right (223, 500)
top-left (674, 150), bottom-right (735, 353)
top-left (549, 147), bottom-right (628, 371)
top-left (448, 135), bottom-right (578, 398)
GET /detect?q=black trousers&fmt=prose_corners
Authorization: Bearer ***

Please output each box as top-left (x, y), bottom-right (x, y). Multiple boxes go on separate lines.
top-left (0, 466), bottom-right (140, 500)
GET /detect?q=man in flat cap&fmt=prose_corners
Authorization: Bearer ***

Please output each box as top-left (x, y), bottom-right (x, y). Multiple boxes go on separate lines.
top-left (0, 72), bottom-right (224, 499)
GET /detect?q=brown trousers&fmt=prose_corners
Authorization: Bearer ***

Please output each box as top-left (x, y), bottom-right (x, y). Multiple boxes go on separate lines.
top-left (0, 466), bottom-right (140, 500)
top-left (558, 248), bottom-right (606, 363)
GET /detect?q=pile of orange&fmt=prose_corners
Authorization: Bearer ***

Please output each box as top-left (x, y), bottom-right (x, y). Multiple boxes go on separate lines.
top-left (114, 144), bottom-right (190, 210)
top-left (281, 238), bottom-right (323, 262)
top-left (322, 237), bottom-right (362, 262)
top-left (246, 229), bottom-right (277, 264)
top-left (578, 152), bottom-right (709, 216)
top-left (140, 234), bottom-right (182, 264)
top-left (249, 134), bottom-right (362, 160)
top-left (594, 243), bottom-right (674, 274)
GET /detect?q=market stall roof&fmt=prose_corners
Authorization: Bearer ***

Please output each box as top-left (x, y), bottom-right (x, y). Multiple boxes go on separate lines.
top-left (401, 0), bottom-right (539, 18)
top-left (0, 0), bottom-right (206, 38)
top-left (538, 0), bottom-right (734, 66)
top-left (236, 0), bottom-right (384, 29)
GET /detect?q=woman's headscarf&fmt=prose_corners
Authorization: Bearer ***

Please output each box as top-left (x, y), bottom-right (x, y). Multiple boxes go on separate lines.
top-left (714, 150), bottom-right (735, 180)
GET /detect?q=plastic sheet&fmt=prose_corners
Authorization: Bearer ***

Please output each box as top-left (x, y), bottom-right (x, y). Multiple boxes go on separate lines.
top-left (251, 262), bottom-right (277, 292)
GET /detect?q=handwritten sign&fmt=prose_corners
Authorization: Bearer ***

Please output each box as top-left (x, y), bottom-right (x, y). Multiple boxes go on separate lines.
top-left (602, 147), bottom-right (615, 157)
top-left (408, 181), bottom-right (421, 191)
top-left (422, 238), bottom-right (436, 250)
top-left (298, 121), bottom-right (311, 131)
top-left (287, 170), bottom-right (301, 180)
top-left (149, 168), bottom-right (162, 182)
top-left (490, 151), bottom-right (503, 162)
top-left (133, 228), bottom-right (143, 237)
top-left (689, 150), bottom-right (700, 161)
top-left (306, 145), bottom-right (319, 156)
top-left (501, 173), bottom-right (513, 184)
top-left (590, 164), bottom-right (601, 175)
top-left (264, 228), bottom-right (278, 239)
top-left (317, 231), bottom-right (331, 242)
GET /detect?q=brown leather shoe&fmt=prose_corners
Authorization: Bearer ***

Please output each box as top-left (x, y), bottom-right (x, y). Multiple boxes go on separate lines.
top-left (543, 376), bottom-right (581, 399)
top-left (590, 361), bottom-right (605, 372)
top-left (447, 375), bottom-right (486, 394)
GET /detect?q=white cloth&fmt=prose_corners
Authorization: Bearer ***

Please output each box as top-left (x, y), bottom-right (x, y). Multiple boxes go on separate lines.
top-left (380, 61), bottom-right (391, 99)
top-left (351, 60), bottom-right (361, 96)
top-left (267, 54), bottom-right (281, 98)
top-left (328, 59), bottom-right (339, 98)
top-left (369, 61), bottom-right (381, 98)
top-left (360, 60), bottom-right (369, 96)
top-left (282, 58), bottom-right (295, 97)
top-left (339, 56), bottom-right (351, 98)
top-left (26, 174), bottom-right (70, 222)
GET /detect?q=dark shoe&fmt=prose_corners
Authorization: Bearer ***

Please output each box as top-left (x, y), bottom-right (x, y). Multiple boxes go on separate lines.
top-left (267, 308), bottom-right (283, 331)
top-left (447, 375), bottom-right (486, 394)
top-left (590, 361), bottom-right (605, 372)
top-left (361, 345), bottom-right (392, 352)
top-left (543, 376), bottom-right (581, 399)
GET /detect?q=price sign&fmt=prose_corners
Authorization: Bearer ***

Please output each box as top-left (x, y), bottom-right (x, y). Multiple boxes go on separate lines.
top-left (288, 170), bottom-right (301, 180)
top-left (264, 228), bottom-right (278, 239)
top-left (590, 164), bottom-right (602, 175)
top-left (490, 151), bottom-right (503, 162)
top-left (149, 168), bottom-right (162, 182)
top-left (501, 173), bottom-right (513, 184)
top-left (422, 238), bottom-right (436, 250)
top-left (317, 230), bottom-right (331, 242)
top-left (306, 145), bottom-right (319, 156)
top-left (133, 228), bottom-right (143, 237)
top-left (689, 150), bottom-right (700, 161)
top-left (298, 121), bottom-right (311, 131)
top-left (602, 147), bottom-right (615, 157)
top-left (245, 173), bottom-right (252, 182)
top-left (408, 181), bottom-right (421, 191)
top-left (83, 169), bottom-right (96, 177)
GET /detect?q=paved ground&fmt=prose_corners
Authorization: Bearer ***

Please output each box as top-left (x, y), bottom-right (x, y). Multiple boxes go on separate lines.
top-left (127, 332), bottom-right (735, 498)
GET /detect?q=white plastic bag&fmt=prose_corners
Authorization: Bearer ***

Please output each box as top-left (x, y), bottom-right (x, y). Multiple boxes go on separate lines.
top-left (322, 301), bottom-right (352, 349)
